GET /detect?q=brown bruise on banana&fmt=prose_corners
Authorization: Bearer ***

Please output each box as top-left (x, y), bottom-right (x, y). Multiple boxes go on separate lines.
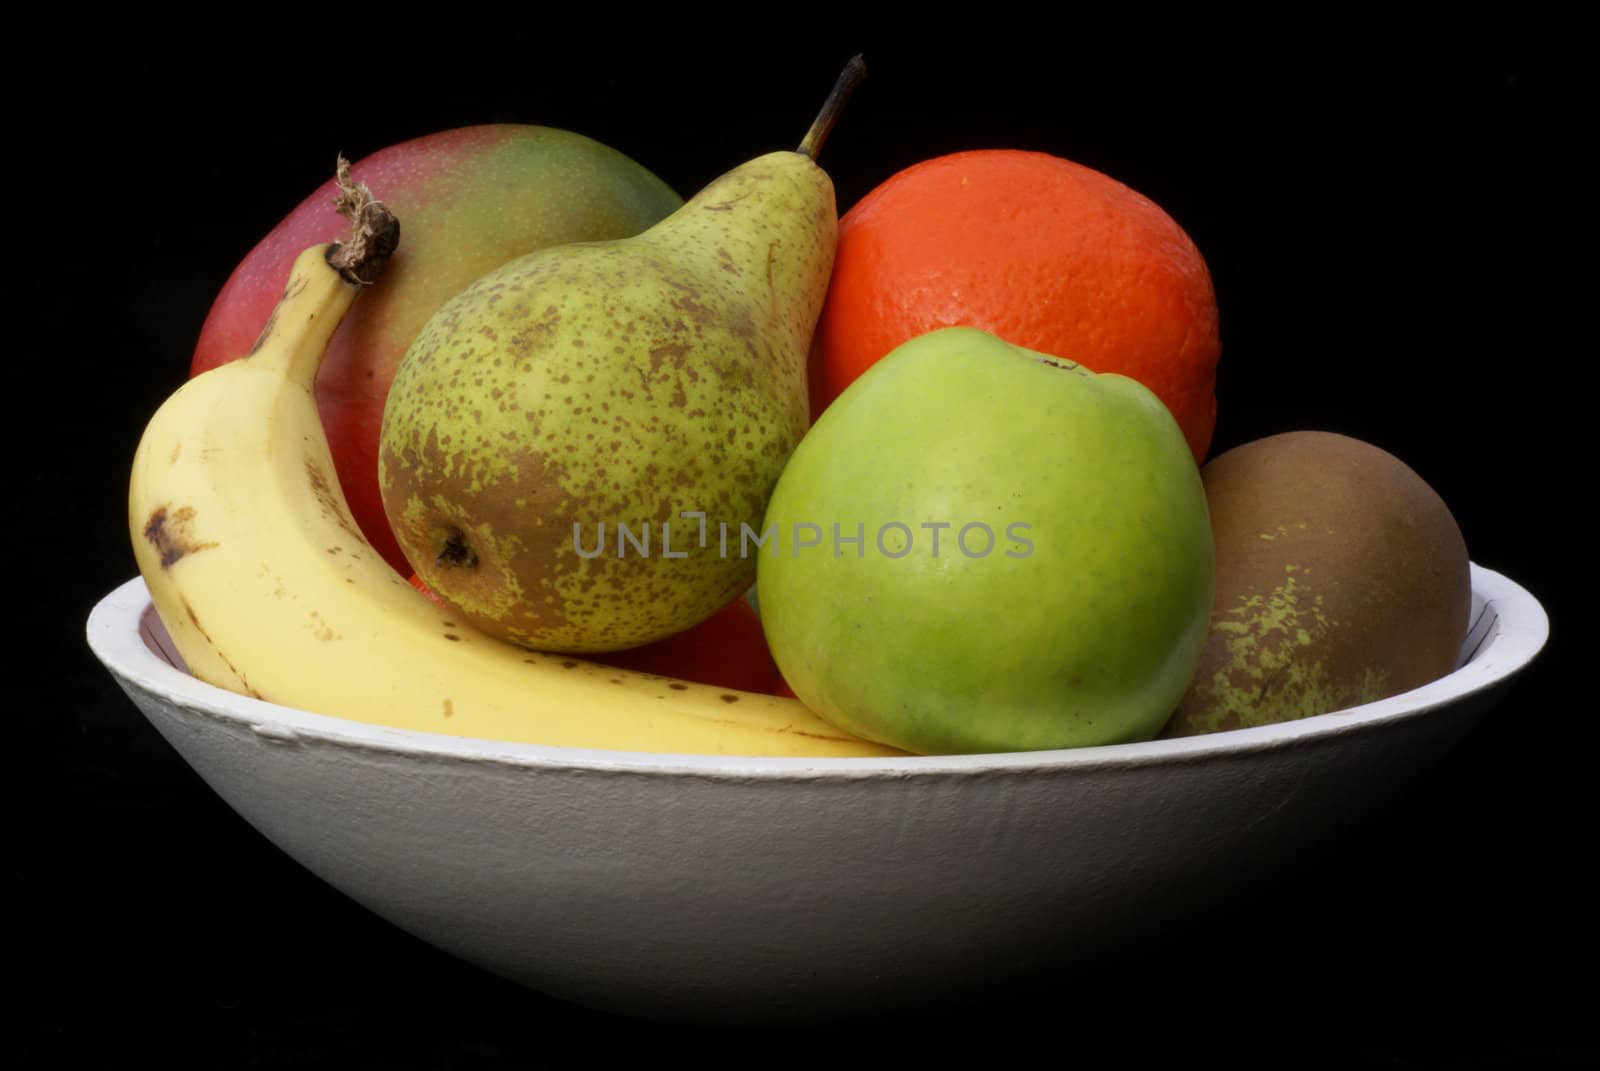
top-left (143, 506), bottom-right (218, 568)
top-left (503, 631), bottom-right (864, 739)
top-left (500, 645), bottom-right (859, 741)
top-left (307, 609), bottom-right (340, 643)
top-left (303, 455), bottom-right (364, 542)
top-left (177, 596), bottom-right (262, 700)
top-left (380, 154), bottom-right (834, 653)
top-left (246, 274), bottom-right (309, 357)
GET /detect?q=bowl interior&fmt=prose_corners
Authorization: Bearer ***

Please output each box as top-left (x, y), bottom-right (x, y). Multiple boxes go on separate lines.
top-left (84, 564), bottom-right (1551, 1024)
top-left (93, 561), bottom-right (1547, 774)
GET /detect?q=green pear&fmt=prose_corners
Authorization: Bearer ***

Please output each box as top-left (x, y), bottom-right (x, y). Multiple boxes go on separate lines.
top-left (380, 61), bottom-right (865, 653)
top-left (756, 326), bottom-right (1214, 754)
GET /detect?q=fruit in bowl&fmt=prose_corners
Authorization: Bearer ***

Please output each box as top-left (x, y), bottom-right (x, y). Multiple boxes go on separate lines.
top-left (1163, 430), bottom-right (1472, 737)
top-left (412, 572), bottom-right (782, 694)
top-left (758, 326), bottom-right (1214, 754)
top-left (192, 124), bottom-right (684, 574)
top-left (129, 164), bottom-right (895, 759)
top-left (142, 63), bottom-right (1239, 757)
top-left (809, 149), bottom-right (1221, 462)
top-left (376, 132), bottom-right (836, 653)
top-left (97, 67), bottom-right (1554, 1022)
top-left (86, 561), bottom-right (1548, 1023)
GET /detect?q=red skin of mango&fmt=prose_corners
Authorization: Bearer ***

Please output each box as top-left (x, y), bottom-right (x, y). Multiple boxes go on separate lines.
top-left (589, 597), bottom-right (781, 695)
top-left (409, 574), bottom-right (779, 694)
top-left (191, 125), bottom-right (680, 573)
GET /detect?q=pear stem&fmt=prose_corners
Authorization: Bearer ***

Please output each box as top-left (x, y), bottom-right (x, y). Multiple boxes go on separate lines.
top-left (797, 55), bottom-right (867, 161)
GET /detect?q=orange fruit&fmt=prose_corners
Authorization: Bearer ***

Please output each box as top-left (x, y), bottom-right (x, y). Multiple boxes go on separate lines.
top-left (810, 150), bottom-right (1221, 461)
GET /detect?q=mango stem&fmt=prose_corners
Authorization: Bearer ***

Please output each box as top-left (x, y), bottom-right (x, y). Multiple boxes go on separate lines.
top-left (326, 155), bottom-right (400, 286)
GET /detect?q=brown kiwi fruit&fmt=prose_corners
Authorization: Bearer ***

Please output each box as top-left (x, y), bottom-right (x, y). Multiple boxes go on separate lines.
top-left (1161, 431), bottom-right (1470, 737)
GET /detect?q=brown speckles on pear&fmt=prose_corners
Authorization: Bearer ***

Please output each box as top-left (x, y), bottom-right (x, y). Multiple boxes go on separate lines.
top-left (649, 342), bottom-right (690, 373)
top-left (701, 189), bottom-right (753, 212)
top-left (377, 151), bottom-right (835, 653)
top-left (144, 506), bottom-right (218, 568)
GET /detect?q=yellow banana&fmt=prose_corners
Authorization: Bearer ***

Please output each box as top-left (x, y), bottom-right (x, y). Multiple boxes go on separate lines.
top-left (128, 237), bottom-right (900, 758)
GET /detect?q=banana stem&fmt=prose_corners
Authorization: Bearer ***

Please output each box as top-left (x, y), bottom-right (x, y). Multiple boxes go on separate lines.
top-left (797, 55), bottom-right (867, 161)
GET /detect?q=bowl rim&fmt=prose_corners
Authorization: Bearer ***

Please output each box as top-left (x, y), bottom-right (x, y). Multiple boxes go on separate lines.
top-left (86, 563), bottom-right (1547, 779)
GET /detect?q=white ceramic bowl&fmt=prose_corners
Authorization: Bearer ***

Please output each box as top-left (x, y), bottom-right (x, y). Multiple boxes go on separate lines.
top-left (86, 564), bottom-right (1546, 1024)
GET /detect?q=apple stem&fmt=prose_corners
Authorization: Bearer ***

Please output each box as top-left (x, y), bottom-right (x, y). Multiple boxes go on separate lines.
top-left (326, 156), bottom-right (400, 286)
top-left (797, 55), bottom-right (867, 161)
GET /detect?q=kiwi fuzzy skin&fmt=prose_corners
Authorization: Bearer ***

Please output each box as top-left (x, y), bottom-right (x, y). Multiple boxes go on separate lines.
top-left (1162, 431), bottom-right (1470, 738)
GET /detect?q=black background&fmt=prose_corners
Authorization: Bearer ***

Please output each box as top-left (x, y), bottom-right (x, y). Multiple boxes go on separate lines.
top-left (27, 27), bottom-right (1590, 1066)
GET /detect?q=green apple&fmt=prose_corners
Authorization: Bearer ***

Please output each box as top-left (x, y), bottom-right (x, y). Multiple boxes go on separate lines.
top-left (758, 326), bottom-right (1213, 754)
